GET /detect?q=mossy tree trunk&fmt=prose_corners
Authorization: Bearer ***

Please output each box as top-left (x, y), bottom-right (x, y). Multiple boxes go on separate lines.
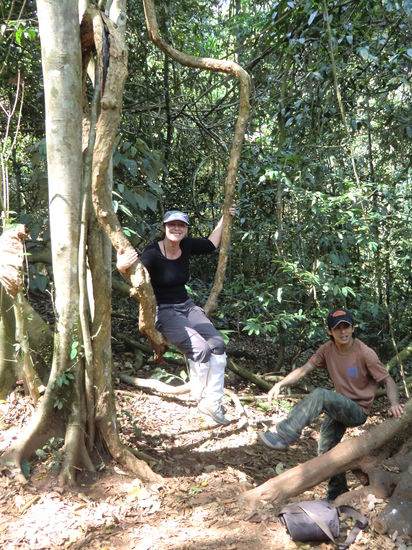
top-left (0, 283), bottom-right (55, 398)
top-left (0, 290), bottom-right (17, 399)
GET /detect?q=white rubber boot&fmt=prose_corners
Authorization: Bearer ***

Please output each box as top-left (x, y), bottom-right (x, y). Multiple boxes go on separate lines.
top-left (188, 359), bottom-right (210, 401)
top-left (198, 353), bottom-right (229, 425)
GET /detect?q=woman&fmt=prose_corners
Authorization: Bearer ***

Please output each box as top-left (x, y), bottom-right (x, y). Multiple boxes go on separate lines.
top-left (116, 207), bottom-right (235, 426)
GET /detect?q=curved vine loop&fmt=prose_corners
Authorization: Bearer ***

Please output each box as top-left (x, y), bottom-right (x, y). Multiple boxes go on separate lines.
top-left (143, 0), bottom-right (251, 316)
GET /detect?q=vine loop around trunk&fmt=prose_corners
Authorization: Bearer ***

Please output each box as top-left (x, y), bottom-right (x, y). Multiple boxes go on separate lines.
top-left (81, 7), bottom-right (167, 361)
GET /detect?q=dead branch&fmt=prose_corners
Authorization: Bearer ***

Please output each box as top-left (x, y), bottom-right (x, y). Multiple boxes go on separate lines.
top-left (119, 373), bottom-right (191, 395)
top-left (227, 358), bottom-right (273, 392)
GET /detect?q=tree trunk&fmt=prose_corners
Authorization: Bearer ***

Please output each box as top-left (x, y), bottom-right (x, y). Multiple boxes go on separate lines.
top-left (23, 297), bottom-right (53, 384)
top-left (3, 1), bottom-right (161, 486)
top-left (0, 223), bottom-right (61, 397)
top-left (13, 292), bottom-right (41, 403)
top-left (88, 185), bottom-right (160, 482)
top-left (81, 2), bottom-right (161, 481)
top-left (3, 0), bottom-right (87, 482)
top-left (0, 289), bottom-right (16, 398)
top-left (81, 6), bottom-right (167, 362)
top-left (0, 282), bottom-right (59, 397)
top-left (240, 399), bottom-right (412, 537)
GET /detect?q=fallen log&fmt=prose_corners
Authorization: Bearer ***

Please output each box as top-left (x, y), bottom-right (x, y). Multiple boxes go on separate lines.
top-left (119, 373), bottom-right (190, 395)
top-left (239, 399), bottom-right (412, 531)
top-left (227, 358), bottom-right (273, 392)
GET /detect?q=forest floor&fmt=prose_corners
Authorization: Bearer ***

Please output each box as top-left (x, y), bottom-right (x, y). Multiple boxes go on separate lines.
top-left (0, 298), bottom-right (411, 549)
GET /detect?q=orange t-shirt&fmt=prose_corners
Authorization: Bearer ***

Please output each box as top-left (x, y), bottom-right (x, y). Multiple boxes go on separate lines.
top-left (308, 338), bottom-right (389, 414)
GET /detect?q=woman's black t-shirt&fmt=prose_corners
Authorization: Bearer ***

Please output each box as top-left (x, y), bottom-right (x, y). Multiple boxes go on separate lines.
top-left (140, 237), bottom-right (216, 304)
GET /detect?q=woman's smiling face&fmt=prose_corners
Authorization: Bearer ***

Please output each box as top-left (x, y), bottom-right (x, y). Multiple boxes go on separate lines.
top-left (163, 221), bottom-right (188, 242)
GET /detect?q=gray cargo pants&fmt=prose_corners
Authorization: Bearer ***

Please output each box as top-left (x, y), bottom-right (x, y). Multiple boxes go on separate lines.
top-left (155, 298), bottom-right (225, 362)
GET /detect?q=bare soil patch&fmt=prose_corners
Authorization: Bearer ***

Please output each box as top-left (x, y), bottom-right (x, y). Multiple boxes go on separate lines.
top-left (1, 366), bottom-right (410, 550)
top-left (1, 291), bottom-right (410, 550)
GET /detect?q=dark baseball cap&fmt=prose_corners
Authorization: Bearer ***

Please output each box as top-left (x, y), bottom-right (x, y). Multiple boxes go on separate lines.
top-left (327, 307), bottom-right (354, 329)
top-left (162, 210), bottom-right (189, 225)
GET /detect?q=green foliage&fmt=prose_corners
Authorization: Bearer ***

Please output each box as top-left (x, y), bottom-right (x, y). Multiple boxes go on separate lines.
top-left (35, 437), bottom-right (64, 471)
top-left (150, 367), bottom-right (186, 385)
top-left (70, 341), bottom-right (80, 360)
top-left (217, 329), bottom-right (233, 346)
top-left (255, 400), bottom-right (271, 412)
top-left (243, 309), bottom-right (306, 337)
top-left (188, 485), bottom-right (202, 495)
top-left (20, 459), bottom-right (30, 479)
top-left (55, 370), bottom-right (75, 388)
top-left (113, 137), bottom-right (166, 242)
top-left (49, 366), bottom-right (75, 410)
top-left (2, 0), bottom-right (411, 367)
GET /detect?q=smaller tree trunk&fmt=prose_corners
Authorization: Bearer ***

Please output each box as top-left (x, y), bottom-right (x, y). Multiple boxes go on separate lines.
top-left (88, 193), bottom-right (161, 482)
top-left (0, 290), bottom-right (17, 398)
top-left (13, 292), bottom-right (41, 403)
top-left (0, 288), bottom-right (53, 399)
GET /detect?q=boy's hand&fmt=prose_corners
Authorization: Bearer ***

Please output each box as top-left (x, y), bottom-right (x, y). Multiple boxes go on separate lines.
top-left (267, 382), bottom-right (282, 405)
top-left (388, 403), bottom-right (404, 418)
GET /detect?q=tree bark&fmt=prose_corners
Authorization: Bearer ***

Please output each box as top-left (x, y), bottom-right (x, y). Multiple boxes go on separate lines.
top-left (0, 289), bottom-right (16, 398)
top-left (0, 288), bottom-right (53, 398)
top-left (142, 0), bottom-right (251, 316)
top-left (0, 225), bottom-right (26, 297)
top-left (372, 446), bottom-right (412, 536)
top-left (13, 292), bottom-right (41, 403)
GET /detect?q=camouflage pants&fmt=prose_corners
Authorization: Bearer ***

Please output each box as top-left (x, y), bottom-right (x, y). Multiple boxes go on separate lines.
top-left (276, 388), bottom-right (367, 499)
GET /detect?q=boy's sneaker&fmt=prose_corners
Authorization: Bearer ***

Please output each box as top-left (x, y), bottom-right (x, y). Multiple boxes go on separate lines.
top-left (258, 430), bottom-right (289, 450)
top-left (198, 403), bottom-right (230, 426)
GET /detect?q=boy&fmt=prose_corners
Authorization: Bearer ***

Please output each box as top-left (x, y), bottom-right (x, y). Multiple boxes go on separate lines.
top-left (258, 307), bottom-right (404, 500)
